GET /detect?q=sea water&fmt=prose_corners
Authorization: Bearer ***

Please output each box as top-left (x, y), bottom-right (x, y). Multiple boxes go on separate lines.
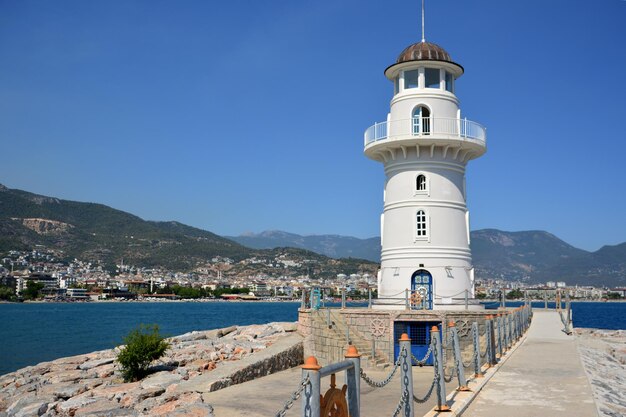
top-left (0, 301), bottom-right (624, 376)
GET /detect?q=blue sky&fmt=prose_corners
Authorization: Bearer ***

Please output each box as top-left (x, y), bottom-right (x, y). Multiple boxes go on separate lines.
top-left (1, 0), bottom-right (625, 252)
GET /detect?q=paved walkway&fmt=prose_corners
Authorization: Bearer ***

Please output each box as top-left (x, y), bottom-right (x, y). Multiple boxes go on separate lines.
top-left (462, 310), bottom-right (598, 417)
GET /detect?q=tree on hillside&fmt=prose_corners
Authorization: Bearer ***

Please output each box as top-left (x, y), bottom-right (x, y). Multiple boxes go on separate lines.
top-left (22, 281), bottom-right (44, 300)
top-left (506, 289), bottom-right (524, 299)
top-left (0, 285), bottom-right (15, 301)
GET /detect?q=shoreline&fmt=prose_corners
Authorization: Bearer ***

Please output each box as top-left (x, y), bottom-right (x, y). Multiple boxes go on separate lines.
top-left (2, 298), bottom-right (624, 305)
top-left (0, 322), bottom-right (303, 416)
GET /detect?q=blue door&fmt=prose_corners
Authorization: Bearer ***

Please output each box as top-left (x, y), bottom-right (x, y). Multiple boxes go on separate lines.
top-left (393, 321), bottom-right (440, 365)
top-left (411, 269), bottom-right (433, 310)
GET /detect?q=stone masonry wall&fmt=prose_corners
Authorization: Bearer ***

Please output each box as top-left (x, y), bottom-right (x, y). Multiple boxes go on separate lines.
top-left (299, 307), bottom-right (497, 368)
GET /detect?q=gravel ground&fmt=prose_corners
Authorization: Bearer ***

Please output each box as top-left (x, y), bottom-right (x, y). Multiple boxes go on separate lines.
top-left (576, 328), bottom-right (626, 417)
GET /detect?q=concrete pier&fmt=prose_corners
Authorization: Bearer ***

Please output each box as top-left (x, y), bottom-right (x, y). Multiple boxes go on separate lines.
top-left (462, 310), bottom-right (598, 417)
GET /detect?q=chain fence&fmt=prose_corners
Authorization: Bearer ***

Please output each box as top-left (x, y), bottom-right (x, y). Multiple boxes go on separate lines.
top-left (273, 305), bottom-right (532, 417)
top-left (413, 377), bottom-right (437, 403)
top-left (274, 375), bottom-right (310, 417)
top-left (360, 346), bottom-right (404, 388)
top-left (411, 346), bottom-right (432, 366)
top-left (391, 390), bottom-right (409, 417)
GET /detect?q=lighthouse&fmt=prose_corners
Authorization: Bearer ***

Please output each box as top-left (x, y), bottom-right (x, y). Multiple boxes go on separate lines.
top-left (365, 20), bottom-right (486, 310)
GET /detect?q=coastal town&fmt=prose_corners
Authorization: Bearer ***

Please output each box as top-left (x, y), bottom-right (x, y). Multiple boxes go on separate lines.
top-left (0, 248), bottom-right (623, 303)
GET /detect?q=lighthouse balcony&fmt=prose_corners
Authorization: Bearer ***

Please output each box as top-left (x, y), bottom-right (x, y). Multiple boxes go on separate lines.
top-left (364, 117), bottom-right (486, 157)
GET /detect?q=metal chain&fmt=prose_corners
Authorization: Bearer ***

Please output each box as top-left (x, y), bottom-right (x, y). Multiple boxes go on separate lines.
top-left (392, 389), bottom-right (409, 417)
top-left (413, 377), bottom-right (437, 403)
top-left (461, 346), bottom-right (475, 369)
top-left (411, 346), bottom-right (432, 366)
top-left (480, 344), bottom-right (489, 358)
top-left (274, 375), bottom-right (310, 417)
top-left (443, 365), bottom-right (455, 383)
top-left (360, 346), bottom-right (404, 388)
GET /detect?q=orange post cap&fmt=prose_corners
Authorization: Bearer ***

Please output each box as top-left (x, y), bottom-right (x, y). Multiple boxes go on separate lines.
top-left (345, 345), bottom-right (361, 358)
top-left (302, 356), bottom-right (321, 370)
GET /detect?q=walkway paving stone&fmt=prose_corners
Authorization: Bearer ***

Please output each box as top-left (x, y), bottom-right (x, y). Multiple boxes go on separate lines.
top-left (462, 310), bottom-right (598, 417)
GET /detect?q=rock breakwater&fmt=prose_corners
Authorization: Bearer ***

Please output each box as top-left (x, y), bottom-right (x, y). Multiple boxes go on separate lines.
top-left (0, 322), bottom-right (302, 416)
top-left (576, 328), bottom-right (626, 417)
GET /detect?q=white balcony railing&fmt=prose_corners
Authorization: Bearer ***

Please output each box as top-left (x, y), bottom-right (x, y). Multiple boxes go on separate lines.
top-left (364, 117), bottom-right (487, 147)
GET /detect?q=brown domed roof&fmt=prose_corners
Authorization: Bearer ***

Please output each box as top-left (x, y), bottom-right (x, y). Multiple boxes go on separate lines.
top-left (396, 41), bottom-right (453, 64)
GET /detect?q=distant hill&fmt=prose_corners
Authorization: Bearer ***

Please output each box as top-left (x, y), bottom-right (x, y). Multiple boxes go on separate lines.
top-left (0, 184), bottom-right (251, 270)
top-left (227, 231), bottom-right (381, 262)
top-left (0, 184), bottom-right (377, 276)
top-left (470, 229), bottom-right (587, 281)
top-left (228, 229), bottom-right (626, 287)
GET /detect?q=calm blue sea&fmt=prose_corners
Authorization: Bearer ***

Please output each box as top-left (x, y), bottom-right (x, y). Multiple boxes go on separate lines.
top-left (0, 301), bottom-right (624, 376)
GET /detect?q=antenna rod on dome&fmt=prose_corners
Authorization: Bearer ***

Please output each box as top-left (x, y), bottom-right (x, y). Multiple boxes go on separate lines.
top-left (421, 0), bottom-right (426, 42)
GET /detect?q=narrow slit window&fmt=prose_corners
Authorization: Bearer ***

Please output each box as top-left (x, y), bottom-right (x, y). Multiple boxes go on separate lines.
top-left (416, 175), bottom-right (427, 191)
top-left (416, 210), bottom-right (427, 237)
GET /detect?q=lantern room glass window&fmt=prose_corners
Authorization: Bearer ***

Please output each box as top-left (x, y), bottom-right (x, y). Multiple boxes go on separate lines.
top-left (425, 68), bottom-right (440, 89)
top-left (404, 70), bottom-right (419, 89)
top-left (445, 72), bottom-right (454, 93)
top-left (394, 76), bottom-right (400, 94)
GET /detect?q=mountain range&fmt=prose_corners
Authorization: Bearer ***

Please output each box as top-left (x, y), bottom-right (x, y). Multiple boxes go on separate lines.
top-left (229, 230), bottom-right (626, 288)
top-left (1, 184), bottom-right (624, 287)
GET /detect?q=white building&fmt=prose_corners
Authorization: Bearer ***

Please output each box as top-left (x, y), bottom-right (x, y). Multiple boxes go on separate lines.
top-left (364, 32), bottom-right (486, 310)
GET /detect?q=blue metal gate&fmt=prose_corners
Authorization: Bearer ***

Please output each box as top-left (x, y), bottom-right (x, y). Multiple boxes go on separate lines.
top-left (393, 321), bottom-right (440, 365)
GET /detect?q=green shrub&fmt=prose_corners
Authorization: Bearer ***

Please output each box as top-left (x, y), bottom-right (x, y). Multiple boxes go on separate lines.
top-left (116, 324), bottom-right (170, 382)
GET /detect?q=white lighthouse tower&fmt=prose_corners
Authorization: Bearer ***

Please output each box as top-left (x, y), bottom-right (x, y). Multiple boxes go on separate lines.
top-left (365, 15), bottom-right (486, 310)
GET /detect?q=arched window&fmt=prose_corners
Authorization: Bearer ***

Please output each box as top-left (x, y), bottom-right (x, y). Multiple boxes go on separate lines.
top-left (412, 106), bottom-right (431, 135)
top-left (416, 210), bottom-right (427, 237)
top-left (416, 175), bottom-right (427, 191)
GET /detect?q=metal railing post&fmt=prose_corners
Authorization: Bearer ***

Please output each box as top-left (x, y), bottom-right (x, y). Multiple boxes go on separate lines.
top-left (487, 315), bottom-right (497, 366)
top-left (506, 313), bottom-right (511, 346)
top-left (566, 293), bottom-right (572, 327)
top-left (301, 289), bottom-right (306, 309)
top-left (368, 288), bottom-right (372, 309)
top-left (449, 322), bottom-right (470, 391)
top-left (341, 288), bottom-right (346, 310)
top-left (513, 312), bottom-right (517, 341)
top-left (432, 326), bottom-right (450, 412)
top-left (496, 314), bottom-right (503, 358)
top-left (399, 334), bottom-right (414, 417)
top-left (562, 292), bottom-right (572, 335)
top-left (544, 290), bottom-right (548, 309)
top-left (472, 321), bottom-right (483, 378)
top-left (345, 345), bottom-right (361, 417)
top-left (301, 357), bottom-right (321, 417)
top-left (405, 289), bottom-right (410, 310)
top-left (464, 289), bottom-right (469, 310)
